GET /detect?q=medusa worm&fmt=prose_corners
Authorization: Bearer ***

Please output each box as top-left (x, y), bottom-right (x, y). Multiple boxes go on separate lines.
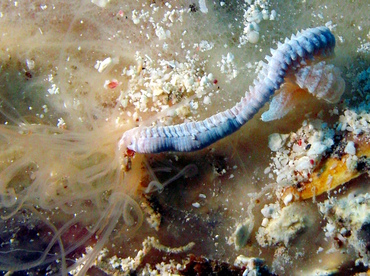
top-left (119, 26), bottom-right (336, 153)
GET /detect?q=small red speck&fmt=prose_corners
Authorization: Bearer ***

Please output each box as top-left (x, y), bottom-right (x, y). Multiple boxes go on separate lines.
top-left (298, 139), bottom-right (302, 146)
top-left (310, 159), bottom-right (314, 165)
top-left (118, 10), bottom-right (124, 17)
top-left (213, 79), bottom-right (218, 84)
top-left (126, 149), bottom-right (135, 157)
top-left (108, 80), bottom-right (119, 89)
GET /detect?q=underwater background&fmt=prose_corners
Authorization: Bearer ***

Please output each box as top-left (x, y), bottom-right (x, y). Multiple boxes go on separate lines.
top-left (0, 0), bottom-right (369, 275)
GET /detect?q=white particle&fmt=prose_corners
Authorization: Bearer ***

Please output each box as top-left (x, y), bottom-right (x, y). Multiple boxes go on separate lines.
top-left (94, 57), bottom-right (113, 73)
top-left (203, 96), bottom-right (211, 105)
top-left (198, 0), bottom-right (208, 14)
top-left (91, 0), bottom-right (110, 8)
top-left (26, 59), bottom-right (35, 70)
top-left (344, 141), bottom-right (356, 155)
top-left (192, 202), bottom-right (200, 208)
top-left (283, 194), bottom-right (293, 206)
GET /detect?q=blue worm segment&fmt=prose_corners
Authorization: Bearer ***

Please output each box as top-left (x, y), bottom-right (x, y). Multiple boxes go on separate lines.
top-left (120, 26), bottom-right (336, 153)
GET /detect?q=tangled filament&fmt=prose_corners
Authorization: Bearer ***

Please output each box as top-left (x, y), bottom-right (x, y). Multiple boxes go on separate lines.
top-left (0, 117), bottom-right (144, 273)
top-left (144, 163), bottom-right (199, 193)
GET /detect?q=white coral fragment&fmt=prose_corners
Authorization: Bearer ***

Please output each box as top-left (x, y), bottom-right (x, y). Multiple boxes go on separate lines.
top-left (257, 203), bottom-right (310, 247)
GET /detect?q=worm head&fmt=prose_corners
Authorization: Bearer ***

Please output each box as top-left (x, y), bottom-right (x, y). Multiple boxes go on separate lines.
top-left (118, 128), bottom-right (138, 152)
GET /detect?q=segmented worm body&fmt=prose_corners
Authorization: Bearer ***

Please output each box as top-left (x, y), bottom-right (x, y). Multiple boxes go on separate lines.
top-left (119, 26), bottom-right (336, 153)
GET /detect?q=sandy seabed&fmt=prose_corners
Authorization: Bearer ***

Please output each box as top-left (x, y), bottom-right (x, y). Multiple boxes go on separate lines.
top-left (0, 0), bottom-right (369, 275)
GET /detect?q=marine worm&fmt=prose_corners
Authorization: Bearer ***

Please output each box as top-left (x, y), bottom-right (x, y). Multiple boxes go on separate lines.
top-left (119, 26), bottom-right (336, 153)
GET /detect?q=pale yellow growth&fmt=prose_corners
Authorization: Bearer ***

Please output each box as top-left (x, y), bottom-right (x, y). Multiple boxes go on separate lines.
top-left (280, 135), bottom-right (370, 202)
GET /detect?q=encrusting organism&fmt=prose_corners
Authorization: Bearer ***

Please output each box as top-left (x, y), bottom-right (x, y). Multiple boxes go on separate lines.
top-left (119, 26), bottom-right (343, 154)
